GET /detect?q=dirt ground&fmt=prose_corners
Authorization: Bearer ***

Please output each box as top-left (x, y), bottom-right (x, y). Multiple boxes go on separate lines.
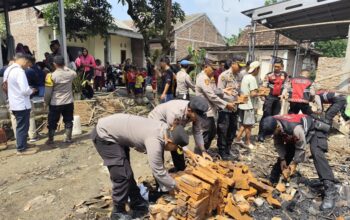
top-left (0, 102), bottom-right (349, 219)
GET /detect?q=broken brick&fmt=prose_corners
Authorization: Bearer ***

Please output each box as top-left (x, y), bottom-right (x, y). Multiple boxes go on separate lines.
top-left (237, 187), bottom-right (258, 198)
top-left (266, 195), bottom-right (281, 208)
top-left (280, 193), bottom-right (293, 201)
top-left (275, 183), bottom-right (286, 193)
top-left (249, 177), bottom-right (275, 193)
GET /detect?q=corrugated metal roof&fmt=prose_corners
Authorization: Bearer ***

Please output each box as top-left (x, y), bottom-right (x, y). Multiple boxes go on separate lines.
top-left (242, 0), bottom-right (350, 41)
top-left (0, 0), bottom-right (56, 12)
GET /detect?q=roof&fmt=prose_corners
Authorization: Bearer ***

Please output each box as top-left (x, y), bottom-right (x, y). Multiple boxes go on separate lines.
top-left (202, 45), bottom-right (321, 56)
top-left (236, 23), bottom-right (296, 46)
top-left (0, 0), bottom-right (56, 13)
top-left (242, 0), bottom-right (350, 41)
top-left (174, 13), bottom-right (205, 31)
top-left (109, 19), bottom-right (143, 39)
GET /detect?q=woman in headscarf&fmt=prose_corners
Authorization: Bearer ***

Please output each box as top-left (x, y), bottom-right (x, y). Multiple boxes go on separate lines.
top-left (75, 47), bottom-right (96, 81)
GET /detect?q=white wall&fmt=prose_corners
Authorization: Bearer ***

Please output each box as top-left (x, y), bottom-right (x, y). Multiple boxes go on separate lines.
top-left (110, 35), bottom-right (132, 65)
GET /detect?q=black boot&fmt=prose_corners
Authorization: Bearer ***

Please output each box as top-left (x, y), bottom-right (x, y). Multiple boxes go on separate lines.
top-left (64, 128), bottom-right (73, 143)
top-left (257, 134), bottom-right (265, 142)
top-left (110, 204), bottom-right (132, 220)
top-left (46, 130), bottom-right (55, 145)
top-left (130, 198), bottom-right (149, 218)
top-left (269, 161), bottom-right (282, 186)
top-left (218, 149), bottom-right (231, 161)
top-left (320, 180), bottom-right (338, 211)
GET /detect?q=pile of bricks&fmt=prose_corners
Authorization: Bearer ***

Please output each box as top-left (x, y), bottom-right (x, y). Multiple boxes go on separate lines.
top-left (149, 150), bottom-right (294, 220)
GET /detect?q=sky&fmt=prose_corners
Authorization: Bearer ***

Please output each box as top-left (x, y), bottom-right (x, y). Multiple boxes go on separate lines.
top-left (107, 0), bottom-right (266, 37)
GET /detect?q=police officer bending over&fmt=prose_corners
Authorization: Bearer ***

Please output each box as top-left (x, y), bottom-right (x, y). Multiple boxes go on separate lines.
top-left (262, 114), bottom-right (337, 211)
top-left (91, 114), bottom-right (189, 220)
top-left (148, 96), bottom-right (209, 171)
top-left (314, 90), bottom-right (348, 122)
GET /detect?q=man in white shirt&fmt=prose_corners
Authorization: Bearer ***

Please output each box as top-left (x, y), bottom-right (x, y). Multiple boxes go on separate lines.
top-left (235, 61), bottom-right (261, 149)
top-left (4, 53), bottom-right (37, 155)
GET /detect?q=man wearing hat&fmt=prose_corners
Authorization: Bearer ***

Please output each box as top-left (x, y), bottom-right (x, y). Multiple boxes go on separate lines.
top-left (149, 96), bottom-right (209, 170)
top-left (216, 56), bottom-right (245, 160)
top-left (45, 55), bottom-right (77, 144)
top-left (262, 114), bottom-right (337, 211)
top-left (91, 114), bottom-right (189, 220)
top-left (235, 61), bottom-right (261, 150)
top-left (176, 60), bottom-right (195, 100)
top-left (196, 64), bottom-right (235, 150)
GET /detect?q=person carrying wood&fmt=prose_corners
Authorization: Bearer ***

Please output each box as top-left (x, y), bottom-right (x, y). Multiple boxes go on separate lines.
top-left (217, 56), bottom-right (245, 160)
top-left (195, 63), bottom-right (235, 151)
top-left (148, 96), bottom-right (209, 171)
top-left (257, 58), bottom-right (289, 142)
top-left (91, 114), bottom-right (189, 220)
top-left (44, 55), bottom-right (77, 144)
top-left (262, 114), bottom-right (338, 211)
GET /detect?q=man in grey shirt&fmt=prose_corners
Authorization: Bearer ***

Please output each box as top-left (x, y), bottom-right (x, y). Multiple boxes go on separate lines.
top-left (91, 114), bottom-right (189, 220)
top-left (45, 55), bottom-right (77, 144)
top-left (148, 96), bottom-right (209, 171)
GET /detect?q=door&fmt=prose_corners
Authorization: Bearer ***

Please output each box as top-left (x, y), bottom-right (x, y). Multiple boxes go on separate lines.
top-left (121, 50), bottom-right (126, 64)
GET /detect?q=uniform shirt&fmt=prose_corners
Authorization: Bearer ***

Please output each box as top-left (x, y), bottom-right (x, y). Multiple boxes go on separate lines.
top-left (45, 67), bottom-right (76, 106)
top-left (195, 71), bottom-right (227, 117)
top-left (4, 63), bottom-right (32, 111)
top-left (239, 74), bottom-right (258, 110)
top-left (274, 123), bottom-right (307, 163)
top-left (95, 114), bottom-right (175, 192)
top-left (176, 69), bottom-right (195, 95)
top-left (148, 100), bottom-right (204, 148)
top-left (217, 69), bottom-right (239, 112)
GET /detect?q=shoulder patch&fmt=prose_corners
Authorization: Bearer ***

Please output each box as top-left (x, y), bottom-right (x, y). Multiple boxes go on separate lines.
top-left (45, 73), bottom-right (54, 87)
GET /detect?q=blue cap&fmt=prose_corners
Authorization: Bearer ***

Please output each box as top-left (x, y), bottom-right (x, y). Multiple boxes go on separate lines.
top-left (180, 60), bottom-right (190, 65)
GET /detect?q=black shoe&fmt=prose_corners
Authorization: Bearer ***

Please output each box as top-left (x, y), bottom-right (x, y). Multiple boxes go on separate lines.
top-left (218, 151), bottom-right (231, 161)
top-left (257, 135), bottom-right (265, 143)
top-left (320, 180), bottom-right (338, 211)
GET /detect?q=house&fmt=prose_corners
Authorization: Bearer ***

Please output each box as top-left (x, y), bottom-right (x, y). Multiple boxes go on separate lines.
top-left (7, 7), bottom-right (144, 66)
top-left (125, 13), bottom-right (226, 62)
top-left (203, 24), bottom-right (321, 80)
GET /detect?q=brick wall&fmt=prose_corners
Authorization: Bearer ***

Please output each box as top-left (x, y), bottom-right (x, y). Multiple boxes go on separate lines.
top-left (9, 8), bottom-right (44, 57)
top-left (175, 15), bottom-right (225, 60)
top-left (316, 57), bottom-right (346, 90)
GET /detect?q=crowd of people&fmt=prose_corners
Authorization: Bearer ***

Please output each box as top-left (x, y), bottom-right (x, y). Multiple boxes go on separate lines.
top-left (1, 41), bottom-right (350, 220)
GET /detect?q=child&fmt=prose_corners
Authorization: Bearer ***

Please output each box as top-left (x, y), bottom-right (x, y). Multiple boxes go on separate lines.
top-left (127, 66), bottom-right (136, 96)
top-left (94, 59), bottom-right (105, 91)
top-left (135, 70), bottom-right (144, 98)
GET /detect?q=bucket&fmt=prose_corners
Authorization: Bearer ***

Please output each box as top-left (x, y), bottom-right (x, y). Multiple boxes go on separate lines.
top-left (72, 115), bottom-right (82, 136)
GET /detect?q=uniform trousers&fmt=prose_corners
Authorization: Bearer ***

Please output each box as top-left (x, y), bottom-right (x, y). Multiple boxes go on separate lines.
top-left (91, 128), bottom-right (143, 205)
top-left (202, 117), bottom-right (216, 150)
top-left (288, 102), bottom-right (313, 115)
top-left (47, 103), bottom-right (74, 130)
top-left (325, 96), bottom-right (347, 121)
top-left (217, 111), bottom-right (238, 153)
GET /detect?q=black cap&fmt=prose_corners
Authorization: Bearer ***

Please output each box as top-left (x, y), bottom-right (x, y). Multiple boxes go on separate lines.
top-left (262, 116), bottom-right (278, 136)
top-left (50, 40), bottom-right (60, 45)
top-left (232, 55), bottom-right (246, 67)
top-left (53, 55), bottom-right (65, 65)
top-left (189, 96), bottom-right (209, 119)
top-left (168, 125), bottom-right (189, 147)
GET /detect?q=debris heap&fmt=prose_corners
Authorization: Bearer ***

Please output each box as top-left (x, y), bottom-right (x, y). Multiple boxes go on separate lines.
top-left (150, 150), bottom-right (293, 220)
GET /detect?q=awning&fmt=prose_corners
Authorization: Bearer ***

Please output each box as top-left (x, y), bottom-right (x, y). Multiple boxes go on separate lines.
top-left (0, 0), bottom-right (56, 13)
top-left (242, 0), bottom-right (350, 41)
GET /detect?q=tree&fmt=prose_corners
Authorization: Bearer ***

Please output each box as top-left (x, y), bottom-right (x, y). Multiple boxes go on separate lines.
top-left (42, 0), bottom-right (115, 41)
top-left (225, 29), bottom-right (243, 46)
top-left (118, 0), bottom-right (185, 57)
top-left (0, 15), bottom-right (5, 38)
top-left (314, 39), bottom-right (347, 57)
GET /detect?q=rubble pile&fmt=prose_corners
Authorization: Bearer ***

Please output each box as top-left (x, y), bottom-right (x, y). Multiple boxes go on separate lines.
top-left (149, 150), bottom-right (293, 220)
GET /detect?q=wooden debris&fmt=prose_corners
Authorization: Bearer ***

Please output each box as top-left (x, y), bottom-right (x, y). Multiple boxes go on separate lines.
top-left (275, 183), bottom-right (286, 193)
top-left (258, 87), bottom-right (270, 96)
top-left (150, 149), bottom-right (286, 219)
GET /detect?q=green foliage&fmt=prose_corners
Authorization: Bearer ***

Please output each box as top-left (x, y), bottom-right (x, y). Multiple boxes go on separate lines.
top-left (225, 29), bottom-right (243, 46)
top-left (314, 39), bottom-right (347, 57)
top-left (118, 0), bottom-right (185, 56)
top-left (187, 46), bottom-right (206, 80)
top-left (264, 0), bottom-right (278, 6)
top-left (0, 14), bottom-right (5, 38)
top-left (42, 0), bottom-right (115, 40)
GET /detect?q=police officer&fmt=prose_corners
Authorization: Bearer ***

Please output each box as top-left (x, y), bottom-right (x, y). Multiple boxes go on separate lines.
top-left (91, 114), bottom-right (189, 220)
top-left (176, 60), bottom-right (195, 100)
top-left (195, 64), bottom-right (235, 150)
top-left (216, 56), bottom-right (245, 160)
top-left (314, 90), bottom-right (348, 122)
top-left (258, 58), bottom-right (289, 142)
top-left (149, 96), bottom-right (209, 170)
top-left (45, 55), bottom-right (77, 144)
top-left (262, 114), bottom-right (337, 211)
top-left (287, 69), bottom-right (315, 115)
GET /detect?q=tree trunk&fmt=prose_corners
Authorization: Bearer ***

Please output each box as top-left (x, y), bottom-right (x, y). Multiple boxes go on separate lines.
top-left (161, 0), bottom-right (172, 56)
top-left (143, 37), bottom-right (151, 58)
